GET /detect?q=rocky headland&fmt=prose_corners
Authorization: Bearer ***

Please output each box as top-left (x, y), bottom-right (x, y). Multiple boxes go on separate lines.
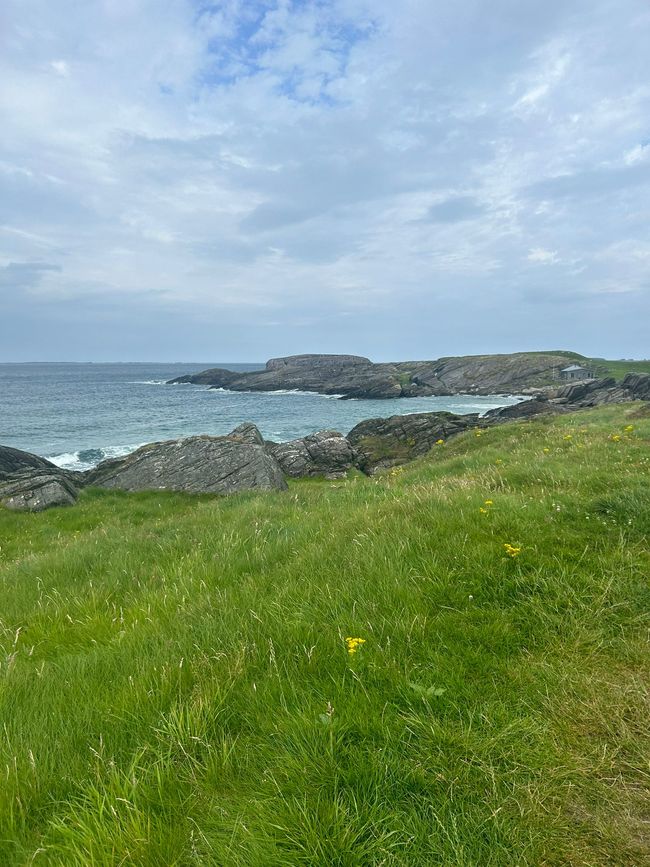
top-left (168, 351), bottom-right (587, 399)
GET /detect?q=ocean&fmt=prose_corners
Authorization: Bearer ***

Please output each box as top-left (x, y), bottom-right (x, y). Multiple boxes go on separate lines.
top-left (0, 362), bottom-right (524, 471)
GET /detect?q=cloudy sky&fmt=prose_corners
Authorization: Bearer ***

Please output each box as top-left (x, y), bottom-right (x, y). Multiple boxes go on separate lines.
top-left (1, 0), bottom-right (649, 362)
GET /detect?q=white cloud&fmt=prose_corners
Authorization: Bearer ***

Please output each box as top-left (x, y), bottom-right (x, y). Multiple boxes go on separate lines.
top-left (527, 248), bottom-right (559, 264)
top-left (1, 0), bottom-right (650, 359)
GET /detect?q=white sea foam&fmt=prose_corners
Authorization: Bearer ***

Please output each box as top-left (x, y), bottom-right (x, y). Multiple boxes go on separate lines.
top-left (49, 443), bottom-right (147, 471)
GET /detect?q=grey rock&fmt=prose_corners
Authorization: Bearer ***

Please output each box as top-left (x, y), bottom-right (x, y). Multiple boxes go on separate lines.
top-left (622, 372), bottom-right (650, 400)
top-left (168, 351), bottom-right (586, 399)
top-left (84, 434), bottom-right (287, 494)
top-left (347, 411), bottom-right (479, 474)
top-left (228, 422), bottom-right (265, 446)
top-left (0, 472), bottom-right (78, 512)
top-left (554, 377), bottom-right (617, 403)
top-left (266, 430), bottom-right (357, 479)
top-left (484, 396), bottom-right (561, 422)
top-left (0, 445), bottom-right (60, 481)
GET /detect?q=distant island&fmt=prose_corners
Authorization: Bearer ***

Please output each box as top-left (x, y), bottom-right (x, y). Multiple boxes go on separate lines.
top-left (167, 350), bottom-right (637, 399)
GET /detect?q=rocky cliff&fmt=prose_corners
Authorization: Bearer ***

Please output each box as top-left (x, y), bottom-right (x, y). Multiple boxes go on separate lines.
top-left (168, 351), bottom-right (584, 398)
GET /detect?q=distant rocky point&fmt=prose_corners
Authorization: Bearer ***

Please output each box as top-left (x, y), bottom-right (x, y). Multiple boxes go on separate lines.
top-left (168, 351), bottom-right (588, 399)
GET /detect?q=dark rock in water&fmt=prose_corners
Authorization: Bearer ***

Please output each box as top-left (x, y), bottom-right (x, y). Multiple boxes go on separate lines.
top-left (168, 367), bottom-right (240, 387)
top-left (228, 422), bottom-right (265, 446)
top-left (0, 472), bottom-right (78, 511)
top-left (484, 396), bottom-right (561, 422)
top-left (347, 411), bottom-right (479, 473)
top-left (84, 434), bottom-right (287, 494)
top-left (266, 430), bottom-right (357, 479)
top-left (0, 445), bottom-right (59, 481)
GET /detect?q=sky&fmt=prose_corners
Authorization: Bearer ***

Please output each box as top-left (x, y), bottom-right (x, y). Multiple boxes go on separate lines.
top-left (1, 0), bottom-right (649, 362)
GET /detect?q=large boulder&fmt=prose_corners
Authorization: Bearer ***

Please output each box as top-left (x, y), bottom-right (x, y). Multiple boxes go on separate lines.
top-left (83, 432), bottom-right (287, 494)
top-left (0, 472), bottom-right (78, 512)
top-left (0, 445), bottom-right (60, 481)
top-left (347, 411), bottom-right (479, 474)
top-left (266, 430), bottom-right (357, 479)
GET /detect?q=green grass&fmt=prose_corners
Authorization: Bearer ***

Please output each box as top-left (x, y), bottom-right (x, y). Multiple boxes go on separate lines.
top-left (1, 405), bottom-right (649, 865)
top-left (588, 357), bottom-right (650, 380)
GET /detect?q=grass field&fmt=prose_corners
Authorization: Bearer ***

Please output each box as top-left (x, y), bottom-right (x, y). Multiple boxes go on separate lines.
top-left (589, 358), bottom-right (650, 380)
top-left (1, 404), bottom-right (649, 865)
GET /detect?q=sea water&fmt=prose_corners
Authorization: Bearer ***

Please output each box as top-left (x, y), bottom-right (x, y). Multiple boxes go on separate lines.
top-left (0, 362), bottom-right (524, 471)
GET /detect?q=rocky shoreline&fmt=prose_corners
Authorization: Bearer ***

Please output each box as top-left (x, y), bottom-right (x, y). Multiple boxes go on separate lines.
top-left (2, 372), bottom-right (648, 512)
top-left (168, 351), bottom-right (589, 399)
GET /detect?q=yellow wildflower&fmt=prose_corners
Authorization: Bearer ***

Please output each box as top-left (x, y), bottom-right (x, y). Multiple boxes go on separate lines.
top-left (479, 507), bottom-right (488, 514)
top-left (503, 543), bottom-right (522, 558)
top-left (624, 425), bottom-right (634, 433)
top-left (484, 499), bottom-right (493, 506)
top-left (543, 447), bottom-right (550, 453)
top-left (345, 637), bottom-right (366, 655)
top-left (435, 439), bottom-right (444, 445)
top-left (610, 434), bottom-right (621, 442)
top-left (564, 434), bottom-right (573, 441)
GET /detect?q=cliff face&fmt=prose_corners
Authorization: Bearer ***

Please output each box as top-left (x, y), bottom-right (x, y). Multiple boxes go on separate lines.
top-left (168, 351), bottom-right (584, 398)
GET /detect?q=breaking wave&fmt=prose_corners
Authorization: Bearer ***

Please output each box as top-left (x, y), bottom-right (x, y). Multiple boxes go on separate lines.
top-left (48, 443), bottom-right (146, 472)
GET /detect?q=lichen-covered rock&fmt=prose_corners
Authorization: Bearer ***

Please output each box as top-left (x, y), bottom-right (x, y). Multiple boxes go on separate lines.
top-left (266, 430), bottom-right (357, 479)
top-left (84, 434), bottom-right (287, 494)
top-left (347, 411), bottom-right (479, 473)
top-left (0, 472), bottom-right (78, 511)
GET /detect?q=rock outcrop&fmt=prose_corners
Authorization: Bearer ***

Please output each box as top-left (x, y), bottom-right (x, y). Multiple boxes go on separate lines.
top-left (168, 351), bottom-right (584, 399)
top-left (347, 411), bottom-right (480, 473)
top-left (552, 373), bottom-right (650, 407)
top-left (0, 472), bottom-right (78, 511)
top-left (83, 430), bottom-right (287, 494)
top-left (0, 445), bottom-right (60, 481)
top-left (266, 430), bottom-right (357, 479)
top-left (484, 395), bottom-right (562, 422)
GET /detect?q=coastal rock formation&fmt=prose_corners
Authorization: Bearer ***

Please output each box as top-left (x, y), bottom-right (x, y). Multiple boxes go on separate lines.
top-left (0, 445), bottom-right (60, 481)
top-left (84, 433), bottom-right (287, 494)
top-left (228, 422), bottom-right (266, 446)
top-left (347, 411), bottom-right (479, 473)
top-left (484, 396), bottom-right (561, 422)
top-left (552, 373), bottom-right (650, 407)
top-left (621, 372), bottom-right (650, 401)
top-left (168, 351), bottom-right (584, 399)
top-left (266, 430), bottom-right (357, 479)
top-left (0, 472), bottom-right (79, 511)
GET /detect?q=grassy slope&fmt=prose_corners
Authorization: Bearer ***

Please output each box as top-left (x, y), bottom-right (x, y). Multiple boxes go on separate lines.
top-left (1, 406), bottom-right (649, 866)
top-left (589, 358), bottom-right (650, 379)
